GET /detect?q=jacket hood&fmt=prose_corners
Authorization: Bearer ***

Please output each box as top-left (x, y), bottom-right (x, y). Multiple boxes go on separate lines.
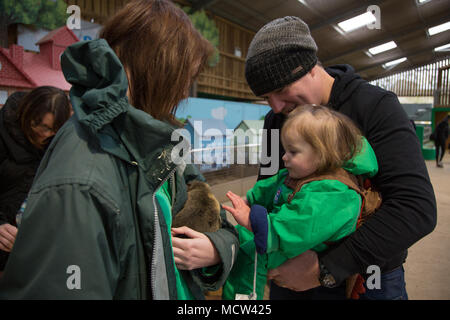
top-left (343, 137), bottom-right (378, 178)
top-left (61, 39), bottom-right (129, 133)
top-left (61, 39), bottom-right (180, 179)
top-left (326, 64), bottom-right (365, 111)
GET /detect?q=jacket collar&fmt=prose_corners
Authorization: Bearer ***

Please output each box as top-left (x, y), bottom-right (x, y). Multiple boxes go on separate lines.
top-left (326, 64), bottom-right (365, 111)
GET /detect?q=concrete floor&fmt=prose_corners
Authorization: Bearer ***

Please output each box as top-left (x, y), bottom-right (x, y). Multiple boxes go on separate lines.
top-left (405, 154), bottom-right (450, 300)
top-left (215, 154), bottom-right (450, 300)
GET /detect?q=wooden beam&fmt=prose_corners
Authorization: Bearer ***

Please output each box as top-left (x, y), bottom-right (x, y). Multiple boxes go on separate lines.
top-left (190, 0), bottom-right (220, 13)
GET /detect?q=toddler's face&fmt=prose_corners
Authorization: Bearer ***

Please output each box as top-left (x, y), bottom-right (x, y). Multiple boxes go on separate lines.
top-left (282, 136), bottom-right (319, 179)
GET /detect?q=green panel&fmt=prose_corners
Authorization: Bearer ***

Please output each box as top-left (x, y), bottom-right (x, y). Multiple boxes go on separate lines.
top-left (415, 125), bottom-right (424, 148)
top-left (422, 147), bottom-right (436, 160)
top-left (431, 107), bottom-right (450, 129)
top-left (416, 124), bottom-right (435, 160)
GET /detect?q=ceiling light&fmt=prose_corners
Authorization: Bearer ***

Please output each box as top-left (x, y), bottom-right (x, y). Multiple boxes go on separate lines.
top-left (417, 0), bottom-right (432, 4)
top-left (434, 43), bottom-right (450, 52)
top-left (428, 21), bottom-right (450, 36)
top-left (337, 12), bottom-right (377, 33)
top-left (368, 41), bottom-right (397, 55)
top-left (382, 57), bottom-right (407, 69)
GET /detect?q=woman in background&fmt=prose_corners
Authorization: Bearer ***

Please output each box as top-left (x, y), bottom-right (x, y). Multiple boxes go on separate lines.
top-left (431, 115), bottom-right (449, 168)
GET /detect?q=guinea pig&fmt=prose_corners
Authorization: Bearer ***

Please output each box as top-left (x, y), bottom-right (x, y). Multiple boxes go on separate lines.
top-left (172, 180), bottom-right (222, 233)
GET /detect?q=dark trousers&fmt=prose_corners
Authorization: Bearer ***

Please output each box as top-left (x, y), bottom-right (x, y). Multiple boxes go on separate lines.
top-left (359, 266), bottom-right (408, 300)
top-left (435, 140), bottom-right (446, 164)
top-left (269, 281), bottom-right (347, 300)
top-left (269, 266), bottom-right (408, 300)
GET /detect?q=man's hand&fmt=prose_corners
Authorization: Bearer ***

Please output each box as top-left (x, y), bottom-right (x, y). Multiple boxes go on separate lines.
top-left (0, 223), bottom-right (18, 252)
top-left (267, 250), bottom-right (321, 291)
top-left (171, 226), bottom-right (221, 270)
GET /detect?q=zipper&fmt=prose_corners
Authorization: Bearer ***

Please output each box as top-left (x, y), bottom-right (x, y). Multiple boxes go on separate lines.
top-left (150, 167), bottom-right (176, 299)
top-left (128, 160), bottom-right (147, 299)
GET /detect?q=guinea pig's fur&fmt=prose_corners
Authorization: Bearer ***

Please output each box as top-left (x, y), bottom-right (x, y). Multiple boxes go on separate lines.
top-left (172, 180), bottom-right (222, 233)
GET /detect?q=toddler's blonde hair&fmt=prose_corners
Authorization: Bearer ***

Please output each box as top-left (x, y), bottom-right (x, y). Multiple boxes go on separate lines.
top-left (281, 104), bottom-right (363, 174)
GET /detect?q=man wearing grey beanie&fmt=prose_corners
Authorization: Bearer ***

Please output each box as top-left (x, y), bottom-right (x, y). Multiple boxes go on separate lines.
top-left (246, 16), bottom-right (436, 300)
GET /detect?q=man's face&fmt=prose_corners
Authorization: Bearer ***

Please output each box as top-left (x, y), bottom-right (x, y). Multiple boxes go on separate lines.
top-left (261, 71), bottom-right (322, 115)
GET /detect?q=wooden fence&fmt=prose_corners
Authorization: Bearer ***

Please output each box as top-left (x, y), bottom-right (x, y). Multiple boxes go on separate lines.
top-left (370, 58), bottom-right (450, 102)
top-left (65, 0), bottom-right (257, 101)
top-left (197, 16), bottom-right (256, 100)
top-left (436, 65), bottom-right (450, 106)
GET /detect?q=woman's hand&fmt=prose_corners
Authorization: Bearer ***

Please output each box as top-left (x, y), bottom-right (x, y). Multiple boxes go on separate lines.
top-left (0, 223), bottom-right (18, 252)
top-left (222, 191), bottom-right (252, 232)
top-left (171, 226), bottom-right (221, 270)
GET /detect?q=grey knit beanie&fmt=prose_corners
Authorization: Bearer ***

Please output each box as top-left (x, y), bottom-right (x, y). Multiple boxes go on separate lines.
top-left (245, 16), bottom-right (318, 96)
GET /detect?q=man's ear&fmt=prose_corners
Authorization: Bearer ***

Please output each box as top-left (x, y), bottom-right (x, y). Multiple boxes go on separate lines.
top-left (309, 64), bottom-right (319, 79)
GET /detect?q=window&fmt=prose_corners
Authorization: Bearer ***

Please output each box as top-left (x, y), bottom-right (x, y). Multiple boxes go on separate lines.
top-left (234, 47), bottom-right (242, 58)
top-left (382, 57), bottom-right (407, 69)
top-left (434, 43), bottom-right (450, 52)
top-left (428, 21), bottom-right (450, 36)
top-left (368, 41), bottom-right (397, 55)
top-left (337, 12), bottom-right (377, 33)
top-left (0, 91), bottom-right (8, 105)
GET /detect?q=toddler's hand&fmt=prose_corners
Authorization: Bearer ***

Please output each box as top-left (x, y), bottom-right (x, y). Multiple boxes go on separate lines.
top-left (222, 191), bottom-right (252, 232)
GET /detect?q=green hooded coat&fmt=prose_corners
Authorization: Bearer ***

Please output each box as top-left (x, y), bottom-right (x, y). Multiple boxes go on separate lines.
top-left (0, 39), bottom-right (239, 299)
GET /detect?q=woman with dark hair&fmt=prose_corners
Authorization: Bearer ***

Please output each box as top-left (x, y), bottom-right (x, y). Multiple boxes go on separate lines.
top-left (0, 87), bottom-right (71, 274)
top-left (0, 0), bottom-right (239, 299)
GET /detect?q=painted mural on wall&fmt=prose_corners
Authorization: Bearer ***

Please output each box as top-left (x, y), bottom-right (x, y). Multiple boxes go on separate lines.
top-left (0, 25), bottom-right (78, 104)
top-left (181, 8), bottom-right (220, 67)
top-left (176, 97), bottom-right (271, 171)
top-left (17, 20), bottom-right (101, 53)
top-left (177, 97), bottom-right (270, 130)
top-left (1, 16), bottom-right (99, 105)
top-left (0, 0), bottom-right (67, 47)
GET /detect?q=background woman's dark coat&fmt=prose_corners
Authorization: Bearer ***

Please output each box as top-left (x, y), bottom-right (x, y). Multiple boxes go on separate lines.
top-left (0, 92), bottom-right (45, 270)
